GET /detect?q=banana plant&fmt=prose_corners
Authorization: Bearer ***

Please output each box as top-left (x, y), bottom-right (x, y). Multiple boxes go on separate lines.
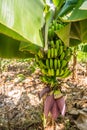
top-left (1, 0), bottom-right (87, 127)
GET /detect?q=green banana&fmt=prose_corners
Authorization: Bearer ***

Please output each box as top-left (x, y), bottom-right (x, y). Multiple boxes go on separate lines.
top-left (54, 59), bottom-right (57, 70)
top-left (48, 69), bottom-right (51, 76)
top-left (60, 52), bottom-right (65, 60)
top-left (56, 23), bottom-right (60, 30)
top-left (58, 24), bottom-right (64, 30)
top-left (61, 60), bottom-right (68, 69)
top-left (59, 45), bottom-right (63, 55)
top-left (61, 69), bottom-right (71, 78)
top-left (56, 40), bottom-right (59, 50)
top-left (50, 59), bottom-right (53, 69)
top-left (55, 23), bottom-right (59, 30)
top-left (46, 59), bottom-right (50, 68)
top-left (50, 40), bottom-right (55, 48)
top-left (57, 59), bottom-right (60, 69)
top-left (56, 69), bottom-right (59, 76)
top-left (51, 69), bottom-right (55, 76)
top-left (40, 76), bottom-right (47, 83)
top-left (38, 60), bottom-right (46, 69)
top-left (59, 69), bottom-right (64, 77)
top-left (41, 69), bottom-right (47, 75)
top-left (51, 26), bottom-right (55, 38)
top-left (51, 48), bottom-right (55, 58)
top-left (47, 49), bottom-right (51, 58)
top-left (54, 23), bottom-right (57, 30)
top-left (55, 48), bottom-right (58, 57)
top-left (53, 20), bottom-right (56, 25)
top-left (58, 39), bottom-right (62, 45)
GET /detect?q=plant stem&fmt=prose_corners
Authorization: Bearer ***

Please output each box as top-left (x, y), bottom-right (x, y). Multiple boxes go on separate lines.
top-left (72, 47), bottom-right (77, 80)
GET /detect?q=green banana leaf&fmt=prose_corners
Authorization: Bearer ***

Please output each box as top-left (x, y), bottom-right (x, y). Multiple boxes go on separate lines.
top-left (56, 19), bottom-right (87, 46)
top-left (52, 0), bottom-right (64, 7)
top-left (78, 44), bottom-right (87, 53)
top-left (0, 0), bottom-right (44, 58)
top-left (0, 33), bottom-right (34, 58)
top-left (19, 41), bottom-right (40, 54)
top-left (58, 0), bottom-right (78, 18)
top-left (79, 0), bottom-right (87, 10)
top-left (70, 19), bottom-right (87, 43)
top-left (59, 0), bottom-right (87, 21)
top-left (52, 0), bottom-right (59, 6)
top-left (55, 23), bottom-right (71, 46)
top-left (54, 0), bottom-right (87, 47)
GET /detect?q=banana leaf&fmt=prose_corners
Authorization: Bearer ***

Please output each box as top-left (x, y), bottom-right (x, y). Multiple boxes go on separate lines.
top-left (19, 41), bottom-right (40, 54)
top-left (78, 44), bottom-right (87, 53)
top-left (0, 33), bottom-right (34, 58)
top-left (52, 0), bottom-right (64, 7)
top-left (56, 19), bottom-right (87, 46)
top-left (54, 0), bottom-right (87, 47)
top-left (55, 23), bottom-right (71, 46)
top-left (59, 0), bottom-right (87, 21)
top-left (58, 0), bottom-right (78, 18)
top-left (0, 0), bottom-right (44, 58)
top-left (70, 19), bottom-right (87, 43)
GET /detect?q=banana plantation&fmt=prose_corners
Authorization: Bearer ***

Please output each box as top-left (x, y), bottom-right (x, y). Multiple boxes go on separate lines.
top-left (0, 0), bottom-right (87, 130)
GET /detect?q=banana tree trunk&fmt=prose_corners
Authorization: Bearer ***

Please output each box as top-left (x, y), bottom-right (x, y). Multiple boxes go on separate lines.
top-left (72, 47), bottom-right (77, 80)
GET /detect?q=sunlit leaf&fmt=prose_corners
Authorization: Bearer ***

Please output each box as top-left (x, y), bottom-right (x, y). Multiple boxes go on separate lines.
top-left (52, 0), bottom-right (59, 6)
top-left (59, 0), bottom-right (87, 21)
top-left (0, 0), bottom-right (44, 47)
top-left (58, 0), bottom-right (78, 17)
top-left (79, 0), bottom-right (87, 10)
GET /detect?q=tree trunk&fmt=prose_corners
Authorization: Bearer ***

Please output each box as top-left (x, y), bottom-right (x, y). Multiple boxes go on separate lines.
top-left (72, 48), bottom-right (77, 80)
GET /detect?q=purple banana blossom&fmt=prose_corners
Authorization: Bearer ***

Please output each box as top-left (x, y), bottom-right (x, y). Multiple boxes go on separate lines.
top-left (56, 96), bottom-right (66, 116)
top-left (50, 100), bottom-right (60, 120)
top-left (38, 86), bottom-right (50, 100)
top-left (44, 94), bottom-right (54, 117)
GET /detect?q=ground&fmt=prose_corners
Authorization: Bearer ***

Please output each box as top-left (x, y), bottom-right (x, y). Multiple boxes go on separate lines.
top-left (0, 59), bottom-right (87, 130)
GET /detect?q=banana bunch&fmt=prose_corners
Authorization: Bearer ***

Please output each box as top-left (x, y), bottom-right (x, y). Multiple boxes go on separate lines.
top-left (48, 20), bottom-right (66, 40)
top-left (35, 42), bottom-right (72, 78)
top-left (35, 21), bottom-right (72, 80)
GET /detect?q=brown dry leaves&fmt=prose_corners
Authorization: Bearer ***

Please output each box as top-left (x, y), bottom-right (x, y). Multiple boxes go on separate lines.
top-left (0, 60), bottom-right (87, 130)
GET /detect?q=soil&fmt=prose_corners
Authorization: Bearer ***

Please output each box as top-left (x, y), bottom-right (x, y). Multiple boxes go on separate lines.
top-left (0, 59), bottom-right (87, 130)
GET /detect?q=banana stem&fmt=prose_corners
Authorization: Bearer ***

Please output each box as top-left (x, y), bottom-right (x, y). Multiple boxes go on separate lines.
top-left (72, 47), bottom-right (77, 80)
top-left (44, 23), bottom-right (48, 51)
